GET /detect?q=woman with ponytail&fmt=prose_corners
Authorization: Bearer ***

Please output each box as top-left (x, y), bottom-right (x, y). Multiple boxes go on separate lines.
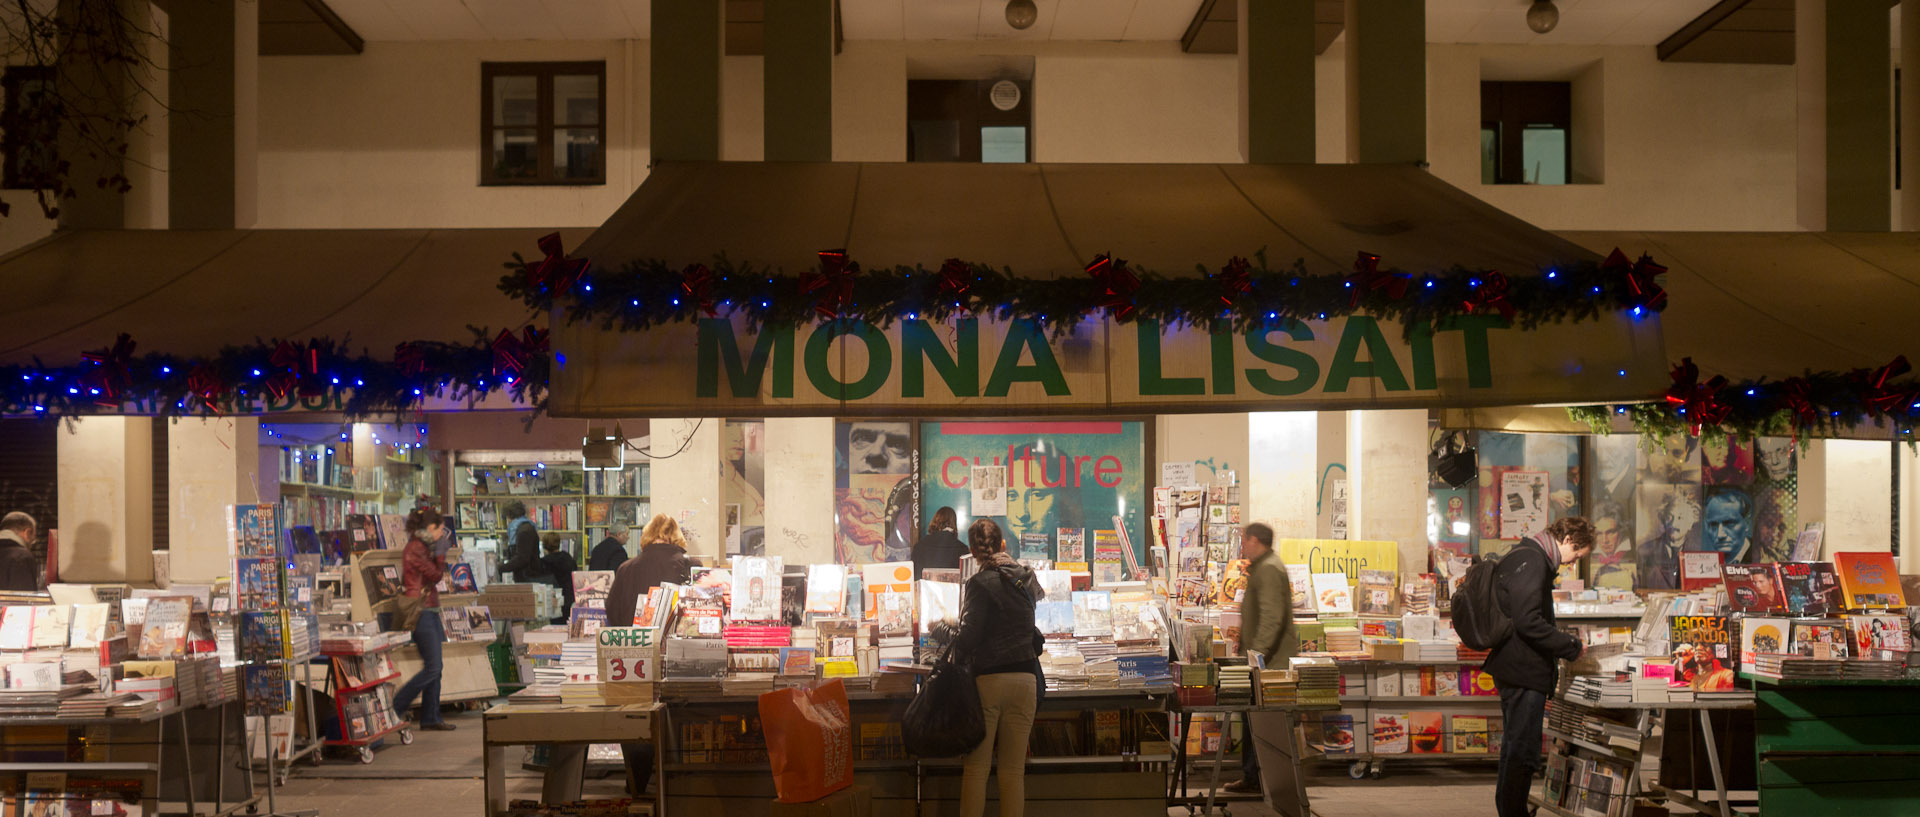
top-left (389, 506), bottom-right (456, 731)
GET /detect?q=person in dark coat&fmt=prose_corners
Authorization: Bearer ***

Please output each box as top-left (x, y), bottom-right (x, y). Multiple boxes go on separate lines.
top-left (589, 522), bottom-right (631, 572)
top-left (952, 518), bottom-right (1046, 817)
top-left (540, 532), bottom-right (577, 624)
top-left (1485, 516), bottom-right (1592, 817)
top-left (498, 500), bottom-right (551, 585)
top-left (911, 506), bottom-right (967, 580)
top-left (0, 512), bottom-right (39, 592)
top-left (605, 514), bottom-right (693, 797)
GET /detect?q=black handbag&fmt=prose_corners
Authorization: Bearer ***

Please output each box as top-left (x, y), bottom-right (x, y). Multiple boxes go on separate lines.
top-left (902, 641), bottom-right (984, 758)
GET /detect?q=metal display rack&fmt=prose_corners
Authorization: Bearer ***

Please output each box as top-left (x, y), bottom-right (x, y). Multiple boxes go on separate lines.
top-left (318, 638), bottom-right (413, 764)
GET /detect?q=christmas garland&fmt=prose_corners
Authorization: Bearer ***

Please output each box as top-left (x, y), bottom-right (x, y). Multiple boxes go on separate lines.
top-left (1, 327), bottom-right (550, 418)
top-left (1567, 356), bottom-right (1920, 441)
top-left (499, 234), bottom-right (1671, 337)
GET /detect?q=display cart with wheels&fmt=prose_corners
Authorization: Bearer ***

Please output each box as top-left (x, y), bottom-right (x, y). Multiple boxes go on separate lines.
top-left (319, 637), bottom-right (413, 764)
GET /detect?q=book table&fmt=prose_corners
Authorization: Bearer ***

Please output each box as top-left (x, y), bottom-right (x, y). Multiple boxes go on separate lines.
top-left (481, 701), bottom-right (663, 817)
top-left (1742, 674), bottom-right (1920, 817)
top-left (1167, 701), bottom-right (1336, 817)
top-left (1579, 698), bottom-right (1757, 817)
top-left (0, 699), bottom-right (259, 817)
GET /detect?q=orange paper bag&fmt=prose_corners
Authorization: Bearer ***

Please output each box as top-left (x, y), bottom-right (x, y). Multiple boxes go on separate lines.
top-left (758, 678), bottom-right (854, 803)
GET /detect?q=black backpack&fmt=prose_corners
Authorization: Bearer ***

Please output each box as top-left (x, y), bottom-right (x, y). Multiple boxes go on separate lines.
top-left (1452, 552), bottom-right (1513, 651)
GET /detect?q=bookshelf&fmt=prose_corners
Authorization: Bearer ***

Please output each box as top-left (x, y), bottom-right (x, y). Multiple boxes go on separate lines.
top-left (452, 461), bottom-right (650, 569)
top-left (276, 441), bottom-right (435, 531)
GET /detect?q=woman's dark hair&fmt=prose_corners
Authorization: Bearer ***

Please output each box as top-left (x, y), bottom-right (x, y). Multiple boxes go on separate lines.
top-left (928, 507), bottom-right (958, 535)
top-left (967, 518), bottom-right (1004, 563)
top-left (404, 506), bottom-right (444, 537)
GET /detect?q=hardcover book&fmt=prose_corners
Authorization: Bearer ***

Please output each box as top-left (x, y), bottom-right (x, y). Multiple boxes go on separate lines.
top-left (1319, 714), bottom-right (1356, 754)
top-left (1721, 563), bottom-right (1786, 614)
top-left (1737, 617), bottom-right (1790, 671)
top-left (1834, 552), bottom-right (1906, 609)
top-left (1452, 715), bottom-right (1489, 753)
top-left (1072, 591), bottom-right (1115, 638)
top-left (1408, 712), bottom-right (1445, 754)
top-left (1777, 561), bottom-right (1841, 616)
top-left (1372, 713), bottom-right (1409, 754)
top-left (1844, 614), bottom-right (1911, 660)
top-left (1667, 615), bottom-right (1735, 690)
top-left (1311, 573), bottom-right (1354, 616)
top-left (805, 563), bottom-right (848, 615)
top-left (1789, 619), bottom-right (1850, 659)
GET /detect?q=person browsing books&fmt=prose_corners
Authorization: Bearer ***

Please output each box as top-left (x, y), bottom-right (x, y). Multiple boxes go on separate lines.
top-left (952, 518), bottom-right (1046, 817)
top-left (0, 512), bottom-right (39, 591)
top-left (499, 500), bottom-right (552, 585)
top-left (605, 514), bottom-right (693, 798)
top-left (1225, 522), bottom-right (1297, 795)
top-left (589, 522), bottom-right (631, 572)
top-left (1484, 517), bottom-right (1592, 817)
top-left (390, 507), bottom-right (455, 731)
top-left (541, 532), bottom-right (577, 625)
top-left (912, 507), bottom-right (967, 580)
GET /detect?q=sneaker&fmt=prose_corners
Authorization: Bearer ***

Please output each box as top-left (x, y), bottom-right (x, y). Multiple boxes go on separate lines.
top-left (1223, 778), bottom-right (1261, 794)
top-left (421, 722), bottom-right (457, 732)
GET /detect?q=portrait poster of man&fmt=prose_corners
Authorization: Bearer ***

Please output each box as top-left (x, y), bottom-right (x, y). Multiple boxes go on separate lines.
top-left (1636, 435), bottom-right (1702, 590)
top-left (723, 421), bottom-right (766, 556)
top-left (921, 421), bottom-right (1147, 568)
top-left (834, 421), bottom-right (918, 565)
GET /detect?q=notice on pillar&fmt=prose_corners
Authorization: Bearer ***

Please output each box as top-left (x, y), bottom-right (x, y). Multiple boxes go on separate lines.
top-left (1498, 470), bottom-right (1550, 539)
top-left (1161, 461), bottom-right (1197, 489)
top-left (1330, 480), bottom-right (1348, 540)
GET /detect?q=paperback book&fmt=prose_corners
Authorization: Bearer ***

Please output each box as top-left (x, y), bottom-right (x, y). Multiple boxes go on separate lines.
top-left (1845, 613), bottom-right (1912, 660)
top-left (1738, 617), bottom-right (1790, 671)
top-left (1072, 590), bottom-right (1114, 638)
top-left (1312, 573), bottom-right (1354, 616)
top-left (1668, 615), bottom-right (1735, 690)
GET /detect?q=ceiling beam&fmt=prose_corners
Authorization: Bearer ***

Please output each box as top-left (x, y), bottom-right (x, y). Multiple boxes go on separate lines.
top-left (1184, 0), bottom-right (1343, 56)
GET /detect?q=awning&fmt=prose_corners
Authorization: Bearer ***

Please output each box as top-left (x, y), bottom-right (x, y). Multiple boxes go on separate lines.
top-left (1557, 231), bottom-right (1920, 382)
top-left (0, 227), bottom-right (584, 366)
top-left (552, 161), bottom-right (1669, 418)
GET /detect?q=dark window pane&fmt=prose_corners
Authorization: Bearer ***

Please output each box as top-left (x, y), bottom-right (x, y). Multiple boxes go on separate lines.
top-left (555, 128), bottom-right (602, 180)
top-left (492, 75), bottom-right (537, 127)
top-left (492, 129), bottom-right (539, 179)
top-left (554, 74), bottom-right (599, 126)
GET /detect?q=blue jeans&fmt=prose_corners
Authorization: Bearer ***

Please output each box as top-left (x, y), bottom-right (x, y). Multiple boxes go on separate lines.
top-left (1496, 685), bottom-right (1547, 817)
top-left (391, 609), bottom-right (445, 726)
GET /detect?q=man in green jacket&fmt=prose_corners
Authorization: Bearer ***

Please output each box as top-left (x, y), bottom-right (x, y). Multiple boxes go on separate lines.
top-left (1226, 521), bottom-right (1296, 794)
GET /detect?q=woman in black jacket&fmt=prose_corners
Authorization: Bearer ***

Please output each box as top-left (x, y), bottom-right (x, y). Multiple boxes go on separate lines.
top-left (911, 507), bottom-right (967, 580)
top-left (953, 518), bottom-right (1044, 817)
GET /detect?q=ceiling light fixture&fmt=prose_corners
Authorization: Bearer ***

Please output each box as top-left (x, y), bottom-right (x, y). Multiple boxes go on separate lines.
top-left (1005, 0), bottom-right (1037, 30)
top-left (1526, 0), bottom-right (1559, 35)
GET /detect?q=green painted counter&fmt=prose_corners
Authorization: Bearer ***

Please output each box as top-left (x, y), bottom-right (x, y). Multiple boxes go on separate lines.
top-left (1744, 674), bottom-right (1920, 817)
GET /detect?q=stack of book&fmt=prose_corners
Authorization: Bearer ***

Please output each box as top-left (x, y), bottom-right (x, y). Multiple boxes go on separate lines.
top-left (60, 692), bottom-right (133, 719)
top-left (1174, 661), bottom-right (1217, 707)
top-left (1324, 626), bottom-right (1363, 654)
top-left (1217, 664), bottom-right (1252, 704)
top-left (1293, 657), bottom-right (1341, 708)
top-left (1254, 668), bottom-right (1297, 707)
top-left (1411, 640), bottom-right (1458, 661)
top-left (1750, 653), bottom-right (1843, 679)
top-left (719, 672), bottom-right (774, 697)
top-left (0, 685), bottom-right (88, 717)
top-left (1842, 659), bottom-right (1906, 680)
top-left (1632, 674), bottom-right (1671, 704)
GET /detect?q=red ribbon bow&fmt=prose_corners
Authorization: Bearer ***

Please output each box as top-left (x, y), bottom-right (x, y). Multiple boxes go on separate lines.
top-left (80, 333), bottom-right (137, 406)
top-left (1664, 358), bottom-right (1731, 436)
top-left (1781, 377), bottom-right (1819, 430)
top-left (1087, 254), bottom-right (1140, 323)
top-left (1217, 257), bottom-right (1254, 308)
top-left (1346, 251), bottom-right (1409, 309)
top-left (802, 249), bottom-right (858, 320)
top-left (266, 339), bottom-right (328, 400)
top-left (529, 232), bottom-right (590, 294)
top-left (936, 258), bottom-right (973, 305)
top-left (492, 329), bottom-right (528, 379)
top-left (1852, 355), bottom-right (1915, 418)
top-left (187, 364), bottom-right (226, 413)
top-left (679, 264), bottom-right (718, 316)
top-left (394, 342), bottom-right (427, 377)
top-left (519, 325), bottom-right (550, 355)
top-left (1602, 248), bottom-right (1668, 313)
top-left (1465, 272), bottom-right (1517, 322)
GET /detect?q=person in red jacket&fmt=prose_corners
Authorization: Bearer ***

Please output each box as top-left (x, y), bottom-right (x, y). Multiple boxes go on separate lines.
top-left (390, 507), bottom-right (455, 731)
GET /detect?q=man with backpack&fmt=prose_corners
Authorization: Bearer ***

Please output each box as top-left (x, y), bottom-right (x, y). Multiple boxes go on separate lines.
top-left (1480, 516), bottom-right (1593, 817)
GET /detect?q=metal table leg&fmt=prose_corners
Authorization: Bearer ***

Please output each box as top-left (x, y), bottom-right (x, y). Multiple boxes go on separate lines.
top-left (178, 709), bottom-right (198, 817)
top-left (1698, 709), bottom-right (1729, 817)
top-left (215, 705), bottom-right (227, 817)
top-left (1204, 716), bottom-right (1229, 816)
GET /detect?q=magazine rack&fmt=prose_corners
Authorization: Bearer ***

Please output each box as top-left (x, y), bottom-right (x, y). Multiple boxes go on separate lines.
top-left (320, 638), bottom-right (412, 763)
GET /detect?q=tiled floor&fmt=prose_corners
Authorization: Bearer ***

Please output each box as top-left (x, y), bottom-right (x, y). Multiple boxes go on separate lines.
top-left (267, 709), bottom-right (1506, 816)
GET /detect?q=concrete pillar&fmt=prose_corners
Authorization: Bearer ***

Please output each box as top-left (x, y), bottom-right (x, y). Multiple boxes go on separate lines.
top-left (56, 417), bottom-right (153, 582)
top-left (762, 418), bottom-right (834, 564)
top-left (652, 0), bottom-right (724, 162)
top-left (1901, 0), bottom-right (1920, 229)
top-left (1238, 0), bottom-right (1315, 163)
top-left (168, 417), bottom-right (261, 583)
top-left (764, 0), bottom-right (833, 162)
top-left (1347, 409), bottom-right (1428, 580)
top-left (1796, 0), bottom-right (1890, 231)
top-left (1248, 412), bottom-right (1318, 540)
top-left (1316, 411), bottom-right (1348, 539)
top-left (649, 419), bottom-right (723, 562)
top-left (54, 0), bottom-right (132, 230)
top-left (1156, 413), bottom-right (1252, 490)
top-left (167, 0), bottom-right (257, 228)
top-left (1344, 0), bottom-right (1425, 164)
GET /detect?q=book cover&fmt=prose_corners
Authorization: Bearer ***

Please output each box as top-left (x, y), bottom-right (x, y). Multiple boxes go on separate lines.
top-left (729, 557), bottom-right (780, 622)
top-left (778, 646), bottom-right (816, 676)
top-left (917, 581), bottom-right (960, 658)
top-left (1312, 573), bottom-right (1354, 616)
top-left (1072, 591), bottom-right (1114, 638)
top-left (875, 589), bottom-right (913, 638)
top-left (67, 602), bottom-right (110, 650)
top-left (1721, 563), bottom-right (1786, 613)
top-left (1452, 715), bottom-right (1489, 753)
top-left (441, 608), bottom-right (473, 641)
top-left (377, 515), bottom-right (409, 551)
top-left (1372, 713), bottom-right (1409, 754)
top-left (1214, 559), bottom-right (1249, 605)
top-left (1844, 614), bottom-right (1911, 660)
top-left (1789, 619), bottom-right (1850, 659)
top-left (361, 564), bottom-right (402, 607)
top-left (1091, 531), bottom-right (1124, 585)
top-left (1018, 533), bottom-right (1051, 562)
top-left (805, 563), bottom-right (848, 614)
top-left (1680, 551), bottom-right (1725, 592)
top-left (1320, 714), bottom-right (1356, 754)
top-left (244, 664), bottom-right (288, 715)
top-left (1668, 615), bottom-right (1735, 690)
top-left (1777, 562), bottom-right (1832, 616)
top-left (344, 514), bottom-right (380, 553)
top-left (1285, 563), bottom-right (1316, 616)
top-left (1356, 569), bottom-right (1396, 616)
top-left (449, 563), bottom-right (478, 594)
top-left (1738, 617), bottom-right (1789, 670)
top-left (137, 597), bottom-right (192, 660)
top-left (1091, 710), bottom-right (1123, 756)
top-left (1111, 593), bottom-right (1168, 644)
top-left (1054, 528), bottom-right (1086, 563)
top-left (1408, 711), bottom-right (1444, 754)
top-left (864, 562), bottom-right (914, 619)
top-left (1834, 552), bottom-right (1906, 609)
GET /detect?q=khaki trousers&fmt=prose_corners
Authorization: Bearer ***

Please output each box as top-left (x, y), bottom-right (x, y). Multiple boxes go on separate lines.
top-left (961, 671), bottom-right (1038, 817)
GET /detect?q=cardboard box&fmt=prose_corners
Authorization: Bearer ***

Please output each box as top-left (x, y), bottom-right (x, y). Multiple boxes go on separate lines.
top-left (770, 785), bottom-right (870, 817)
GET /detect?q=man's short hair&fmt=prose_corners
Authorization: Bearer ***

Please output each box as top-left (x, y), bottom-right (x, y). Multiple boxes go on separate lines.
top-left (0, 512), bottom-right (34, 534)
top-left (1244, 522), bottom-right (1274, 548)
top-left (609, 522), bottom-right (629, 537)
top-left (1546, 516), bottom-right (1596, 551)
top-left (501, 500), bottom-right (528, 519)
